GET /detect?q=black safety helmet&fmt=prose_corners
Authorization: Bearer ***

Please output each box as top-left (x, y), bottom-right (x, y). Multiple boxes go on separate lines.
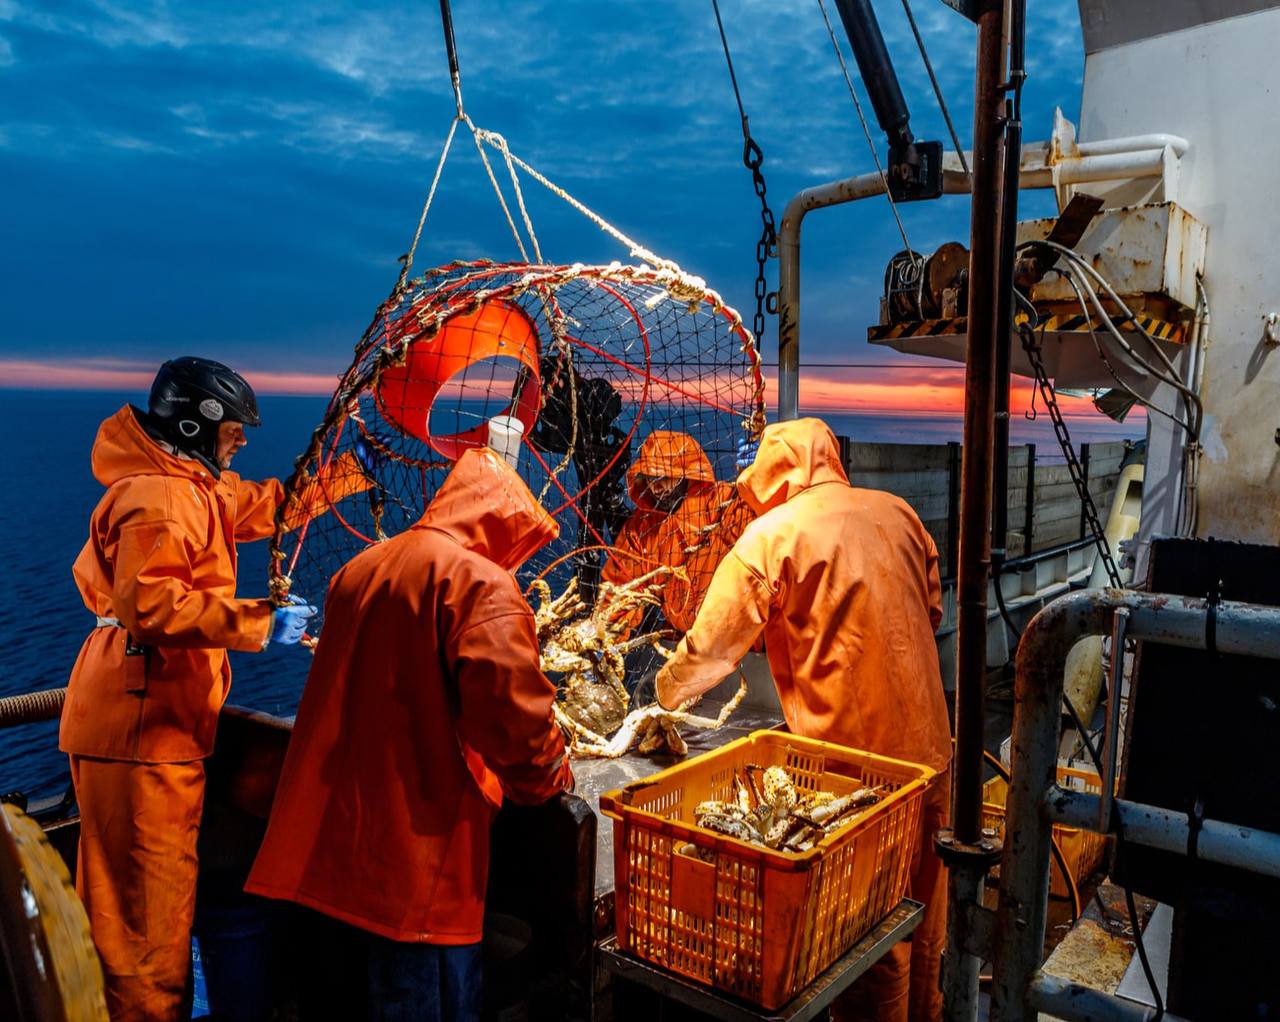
top-left (146, 356), bottom-right (261, 476)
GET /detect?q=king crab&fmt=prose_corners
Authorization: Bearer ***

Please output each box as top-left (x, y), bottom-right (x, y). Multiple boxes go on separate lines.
top-left (531, 568), bottom-right (747, 759)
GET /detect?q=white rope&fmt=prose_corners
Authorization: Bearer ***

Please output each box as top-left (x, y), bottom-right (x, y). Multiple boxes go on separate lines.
top-left (481, 127), bottom-right (544, 264)
top-left (397, 115), bottom-right (463, 291)
top-left (472, 127), bottom-right (674, 272)
top-left (464, 115), bottom-right (530, 262)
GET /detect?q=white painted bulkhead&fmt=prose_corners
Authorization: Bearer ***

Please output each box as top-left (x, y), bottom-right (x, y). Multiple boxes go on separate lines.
top-left (1078, 2), bottom-right (1280, 548)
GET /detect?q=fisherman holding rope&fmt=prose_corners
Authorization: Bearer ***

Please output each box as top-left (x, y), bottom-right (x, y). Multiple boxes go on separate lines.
top-left (59, 358), bottom-right (369, 1021)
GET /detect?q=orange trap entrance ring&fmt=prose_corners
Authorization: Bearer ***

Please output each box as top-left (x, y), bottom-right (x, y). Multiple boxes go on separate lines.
top-left (376, 300), bottom-right (542, 460)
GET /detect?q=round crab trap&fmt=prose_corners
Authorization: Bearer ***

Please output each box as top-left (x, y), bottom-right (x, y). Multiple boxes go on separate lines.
top-left (269, 259), bottom-right (766, 680)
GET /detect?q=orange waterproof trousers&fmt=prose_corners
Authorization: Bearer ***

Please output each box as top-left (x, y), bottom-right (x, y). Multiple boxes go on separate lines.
top-left (833, 769), bottom-right (951, 1022)
top-left (70, 756), bottom-right (205, 1022)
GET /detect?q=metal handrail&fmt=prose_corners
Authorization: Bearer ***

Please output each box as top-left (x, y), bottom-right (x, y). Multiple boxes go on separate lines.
top-left (983, 588), bottom-right (1280, 1022)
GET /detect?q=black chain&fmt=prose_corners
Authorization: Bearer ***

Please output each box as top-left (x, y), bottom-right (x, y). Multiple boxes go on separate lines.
top-left (712, 0), bottom-right (777, 345)
top-left (1019, 320), bottom-right (1122, 587)
top-left (743, 137), bottom-right (778, 343)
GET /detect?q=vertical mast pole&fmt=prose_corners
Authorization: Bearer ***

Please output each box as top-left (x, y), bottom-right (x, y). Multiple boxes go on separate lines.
top-left (953, 0), bottom-right (1005, 850)
top-left (938, 3), bottom-right (1008, 1019)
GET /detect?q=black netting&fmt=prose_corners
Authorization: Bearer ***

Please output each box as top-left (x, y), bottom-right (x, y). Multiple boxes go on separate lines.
top-left (269, 261), bottom-right (765, 683)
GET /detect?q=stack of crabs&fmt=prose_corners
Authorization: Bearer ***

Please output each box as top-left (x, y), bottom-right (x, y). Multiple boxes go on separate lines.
top-left (691, 766), bottom-right (884, 854)
top-left (532, 568), bottom-right (746, 759)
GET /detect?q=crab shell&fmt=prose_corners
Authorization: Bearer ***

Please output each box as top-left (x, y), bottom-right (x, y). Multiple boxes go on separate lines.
top-left (696, 812), bottom-right (760, 843)
top-left (762, 766), bottom-right (797, 812)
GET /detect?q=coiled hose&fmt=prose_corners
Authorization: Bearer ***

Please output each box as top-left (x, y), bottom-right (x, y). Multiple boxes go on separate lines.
top-left (0, 688), bottom-right (66, 729)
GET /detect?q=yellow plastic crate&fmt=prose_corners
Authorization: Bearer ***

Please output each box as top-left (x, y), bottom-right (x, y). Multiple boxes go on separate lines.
top-left (982, 763), bottom-right (1111, 899)
top-left (600, 731), bottom-right (935, 1010)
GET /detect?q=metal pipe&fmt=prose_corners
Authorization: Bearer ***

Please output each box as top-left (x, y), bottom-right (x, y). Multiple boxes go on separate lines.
top-left (1076, 132), bottom-right (1190, 158)
top-left (776, 169), bottom-right (970, 419)
top-left (990, 588), bottom-right (1280, 1021)
top-left (953, 0), bottom-right (1005, 848)
top-left (1048, 790), bottom-right (1280, 880)
top-left (773, 145), bottom-right (1169, 418)
top-left (991, 103), bottom-right (1021, 566)
top-left (1098, 607), bottom-right (1128, 832)
top-left (1027, 973), bottom-right (1190, 1022)
top-left (939, 9), bottom-right (1006, 1022)
top-left (1049, 148), bottom-right (1167, 186)
top-left (941, 862), bottom-right (986, 1021)
top-left (947, 147), bottom-right (1168, 188)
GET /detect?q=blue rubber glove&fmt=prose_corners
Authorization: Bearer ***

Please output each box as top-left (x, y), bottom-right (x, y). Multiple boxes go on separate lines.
top-left (735, 436), bottom-right (760, 472)
top-left (268, 595), bottom-right (317, 647)
top-left (353, 434), bottom-right (382, 476)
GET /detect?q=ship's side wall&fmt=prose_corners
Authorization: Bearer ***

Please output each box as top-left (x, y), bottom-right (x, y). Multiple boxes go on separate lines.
top-left (1080, 7), bottom-right (1280, 547)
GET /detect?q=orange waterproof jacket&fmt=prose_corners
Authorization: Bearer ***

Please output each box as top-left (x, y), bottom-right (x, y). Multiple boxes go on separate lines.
top-left (62, 406), bottom-right (282, 762)
top-left (656, 418), bottom-right (952, 773)
top-left (245, 448), bottom-right (572, 944)
top-left (61, 406), bottom-right (370, 763)
top-left (602, 431), bottom-right (752, 633)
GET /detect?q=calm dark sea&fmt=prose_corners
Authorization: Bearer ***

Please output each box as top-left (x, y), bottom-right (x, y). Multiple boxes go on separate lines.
top-left (0, 389), bottom-right (1141, 801)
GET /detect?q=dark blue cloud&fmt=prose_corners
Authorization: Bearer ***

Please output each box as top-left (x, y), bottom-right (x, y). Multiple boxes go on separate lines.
top-left (0, 0), bottom-right (1084, 376)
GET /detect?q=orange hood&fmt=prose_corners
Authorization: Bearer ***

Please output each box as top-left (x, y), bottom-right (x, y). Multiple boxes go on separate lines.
top-left (737, 418), bottom-right (849, 516)
top-left (416, 447), bottom-right (558, 570)
top-left (625, 430), bottom-right (715, 510)
top-left (91, 405), bottom-right (207, 487)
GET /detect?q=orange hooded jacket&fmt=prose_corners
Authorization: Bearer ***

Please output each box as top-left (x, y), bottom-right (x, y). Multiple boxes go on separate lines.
top-left (656, 418), bottom-right (951, 773)
top-left (61, 405), bottom-right (369, 763)
top-left (602, 430), bottom-right (752, 634)
top-left (245, 447), bottom-right (572, 944)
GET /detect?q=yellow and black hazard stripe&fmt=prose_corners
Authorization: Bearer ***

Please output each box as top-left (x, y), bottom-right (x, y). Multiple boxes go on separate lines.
top-left (868, 312), bottom-right (1184, 344)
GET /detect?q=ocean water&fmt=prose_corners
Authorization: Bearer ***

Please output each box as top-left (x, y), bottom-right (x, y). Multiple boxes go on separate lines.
top-left (0, 389), bottom-right (1141, 801)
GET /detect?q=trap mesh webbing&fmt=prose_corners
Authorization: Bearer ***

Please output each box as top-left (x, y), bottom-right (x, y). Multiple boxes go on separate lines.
top-left (269, 260), bottom-right (765, 680)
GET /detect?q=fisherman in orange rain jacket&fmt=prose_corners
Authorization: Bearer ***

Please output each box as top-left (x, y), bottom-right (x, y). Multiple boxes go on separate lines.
top-left (62, 357), bottom-right (372, 1022)
top-left (246, 445), bottom-right (572, 1020)
top-left (656, 417), bottom-right (952, 1022)
top-left (601, 430), bottom-right (753, 635)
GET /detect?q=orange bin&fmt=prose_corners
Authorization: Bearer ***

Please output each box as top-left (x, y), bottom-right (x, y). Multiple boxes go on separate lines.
top-left (599, 731), bottom-right (935, 1010)
top-left (982, 763), bottom-right (1111, 899)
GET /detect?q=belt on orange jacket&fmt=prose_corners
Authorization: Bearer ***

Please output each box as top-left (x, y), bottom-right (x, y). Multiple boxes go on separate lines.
top-left (93, 616), bottom-right (150, 687)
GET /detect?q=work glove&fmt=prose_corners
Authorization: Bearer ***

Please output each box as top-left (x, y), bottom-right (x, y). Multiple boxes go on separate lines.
top-left (267, 594), bottom-right (317, 647)
top-left (353, 434), bottom-right (383, 476)
top-left (735, 436), bottom-right (760, 472)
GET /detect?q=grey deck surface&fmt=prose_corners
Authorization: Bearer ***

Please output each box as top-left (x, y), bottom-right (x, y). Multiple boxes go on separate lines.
top-left (570, 698), bottom-right (784, 898)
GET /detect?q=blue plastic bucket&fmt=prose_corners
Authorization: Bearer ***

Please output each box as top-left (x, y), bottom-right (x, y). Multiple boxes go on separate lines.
top-left (192, 901), bottom-right (272, 1021)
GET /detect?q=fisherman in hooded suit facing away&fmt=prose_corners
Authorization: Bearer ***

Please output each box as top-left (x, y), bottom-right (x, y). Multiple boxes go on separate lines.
top-left (59, 357), bottom-right (374, 1021)
top-left (657, 418), bottom-right (952, 1022)
top-left (246, 444), bottom-right (574, 1022)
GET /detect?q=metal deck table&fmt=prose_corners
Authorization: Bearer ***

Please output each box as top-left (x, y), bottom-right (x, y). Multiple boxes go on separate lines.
top-left (596, 899), bottom-right (924, 1022)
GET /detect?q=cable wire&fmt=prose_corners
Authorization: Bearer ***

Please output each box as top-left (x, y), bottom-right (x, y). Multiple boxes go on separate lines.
top-left (981, 749), bottom-right (1082, 923)
top-left (711, 0), bottom-right (749, 134)
top-left (899, 0), bottom-right (969, 174)
top-left (816, 0), bottom-right (916, 259)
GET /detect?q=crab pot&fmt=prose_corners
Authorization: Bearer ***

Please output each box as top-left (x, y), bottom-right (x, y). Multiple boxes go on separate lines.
top-left (599, 731), bottom-right (933, 1010)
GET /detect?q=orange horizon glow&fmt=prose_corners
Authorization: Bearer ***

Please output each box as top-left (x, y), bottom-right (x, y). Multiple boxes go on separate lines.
top-left (0, 356), bottom-right (1132, 420)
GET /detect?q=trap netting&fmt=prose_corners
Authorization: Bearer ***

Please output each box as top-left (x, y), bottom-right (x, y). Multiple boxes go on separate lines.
top-left (269, 259), bottom-right (766, 679)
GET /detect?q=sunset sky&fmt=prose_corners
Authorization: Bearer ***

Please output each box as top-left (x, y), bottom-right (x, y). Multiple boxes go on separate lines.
top-left (0, 0), bottom-right (1105, 418)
